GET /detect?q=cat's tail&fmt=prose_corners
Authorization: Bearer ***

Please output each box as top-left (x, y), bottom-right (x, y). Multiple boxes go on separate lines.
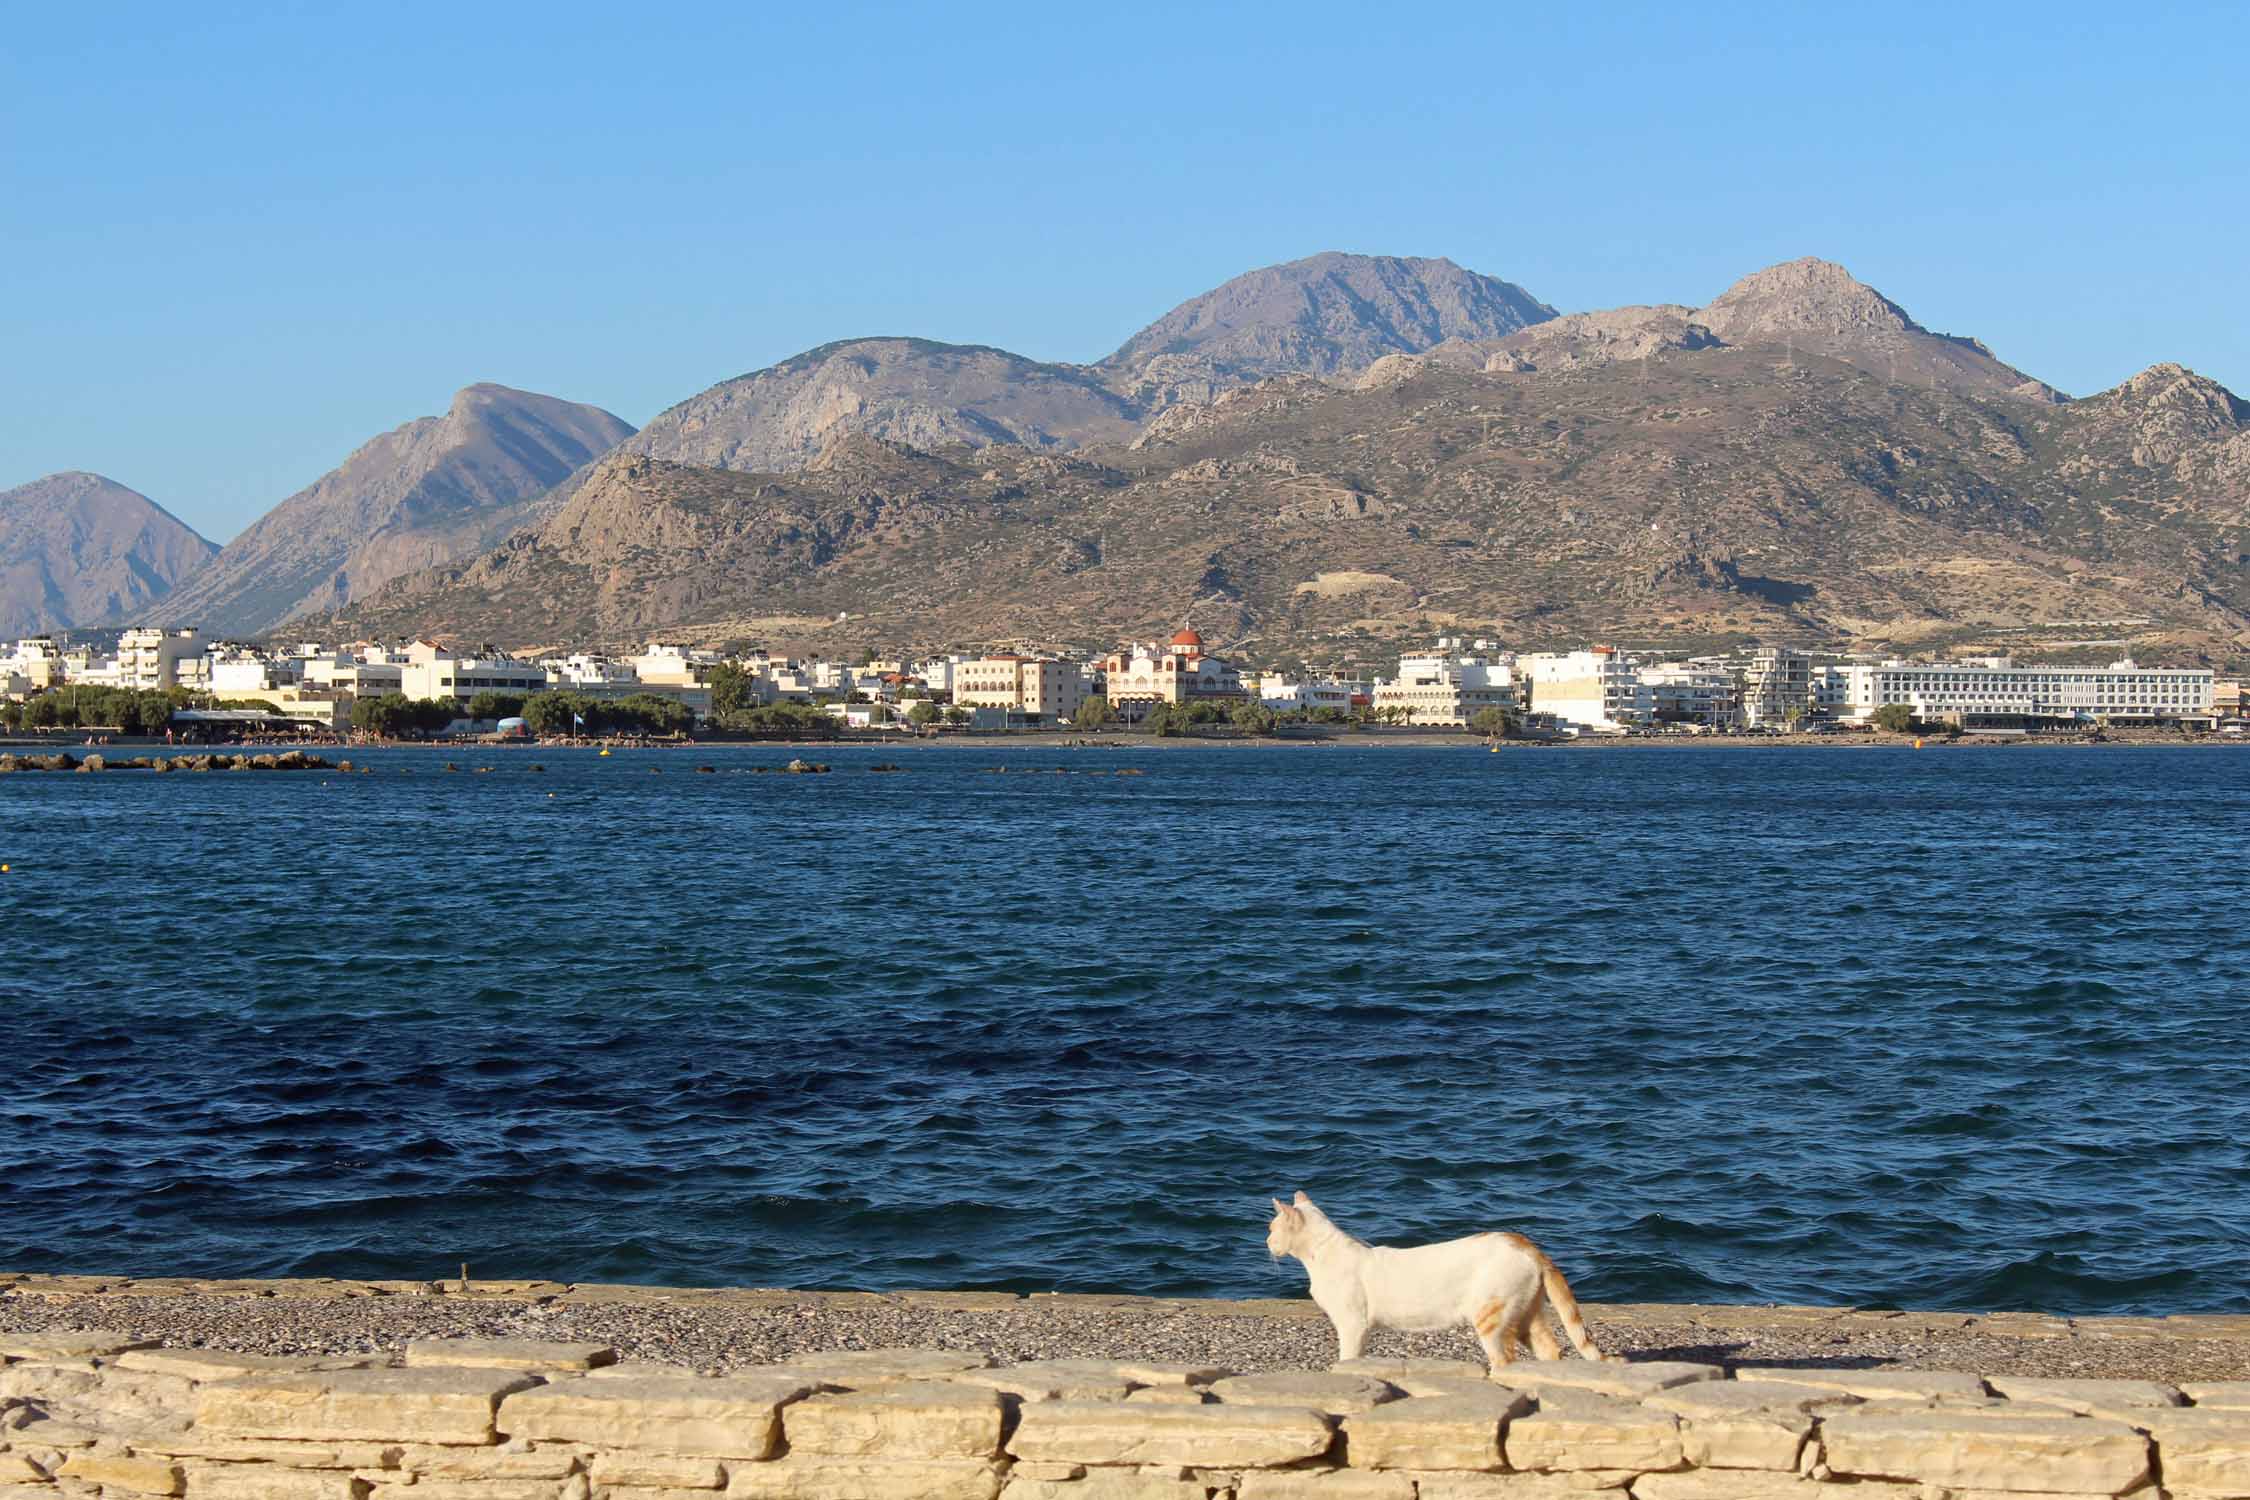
top-left (1538, 1254), bottom-right (1614, 1363)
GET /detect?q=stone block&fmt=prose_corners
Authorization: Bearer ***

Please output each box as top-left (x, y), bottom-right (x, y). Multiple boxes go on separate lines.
top-left (57, 1453), bottom-right (183, 1495)
top-left (1206, 1373), bottom-right (1400, 1414)
top-left (788, 1350), bottom-right (994, 1382)
top-left (1001, 1473), bottom-right (1208, 1500)
top-left (1124, 1386), bottom-right (1213, 1405)
top-left (1104, 1363), bottom-right (1230, 1388)
top-left (589, 1361), bottom-right (705, 1381)
top-left (497, 1374), bottom-right (808, 1458)
top-left (0, 1362), bottom-right (100, 1403)
top-left (196, 1367), bottom-right (541, 1445)
top-left (1235, 1469), bottom-right (1415, 1499)
top-left (1487, 1361), bottom-right (1721, 1401)
top-left (179, 1466), bottom-right (362, 1500)
top-left (1983, 1375), bottom-right (2184, 1419)
top-left (111, 1349), bottom-right (379, 1382)
top-left (1503, 1402), bottom-right (1681, 1472)
top-left (388, 1442), bottom-right (580, 1478)
top-left (1733, 1366), bottom-right (1988, 1402)
top-left (722, 1456), bottom-right (1005, 1500)
top-left (0, 1330), bottom-right (158, 1360)
top-left (406, 1338), bottom-right (618, 1371)
top-left (1007, 1401), bottom-right (1335, 1468)
top-left (1819, 1409), bottom-right (2151, 1493)
top-left (1642, 1382), bottom-right (1857, 1418)
top-left (2142, 1409), bottom-right (2250, 1494)
top-left (1405, 1475), bottom-right (1647, 1498)
top-left (2185, 1381), bottom-right (2250, 1410)
top-left (1331, 1358), bottom-right (1487, 1391)
top-left (136, 1436), bottom-right (398, 1468)
top-left (1342, 1391), bottom-right (1526, 1470)
top-left (955, 1361), bottom-right (1139, 1402)
top-left (361, 1482), bottom-right (562, 1500)
top-left (1675, 1408), bottom-right (1812, 1470)
top-left (1629, 1474), bottom-right (1828, 1499)
top-left (783, 1381), bottom-right (1007, 1459)
top-left (590, 1453), bottom-right (726, 1488)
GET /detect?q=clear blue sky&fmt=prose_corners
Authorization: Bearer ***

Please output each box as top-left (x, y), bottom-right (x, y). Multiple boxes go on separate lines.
top-left (4, 2), bottom-right (2244, 542)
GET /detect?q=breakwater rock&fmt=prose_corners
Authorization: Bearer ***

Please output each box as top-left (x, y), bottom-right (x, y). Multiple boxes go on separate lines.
top-left (0, 749), bottom-right (337, 774)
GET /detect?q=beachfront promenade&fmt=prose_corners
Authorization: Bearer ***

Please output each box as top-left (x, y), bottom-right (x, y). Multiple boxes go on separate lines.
top-left (6, 1277), bottom-right (2249, 1498)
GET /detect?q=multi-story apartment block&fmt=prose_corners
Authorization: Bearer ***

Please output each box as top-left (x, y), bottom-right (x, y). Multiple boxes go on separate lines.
top-left (1257, 673), bottom-right (1371, 713)
top-left (1825, 656), bottom-right (2215, 726)
top-left (115, 627), bottom-right (205, 690)
top-left (1522, 647), bottom-right (1653, 733)
top-left (1738, 647), bottom-right (1816, 727)
top-left (953, 655), bottom-right (1090, 721)
top-left (1638, 660), bottom-right (1740, 729)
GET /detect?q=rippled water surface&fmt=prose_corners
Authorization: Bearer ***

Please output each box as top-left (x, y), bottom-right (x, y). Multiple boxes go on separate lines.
top-left (4, 742), bottom-right (2247, 1312)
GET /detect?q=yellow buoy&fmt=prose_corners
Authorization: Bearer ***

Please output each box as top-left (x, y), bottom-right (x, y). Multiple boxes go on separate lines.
top-left (1, 863), bottom-right (10, 873)
top-left (1913, 737), bottom-right (1924, 749)
top-left (598, 748), bottom-right (610, 757)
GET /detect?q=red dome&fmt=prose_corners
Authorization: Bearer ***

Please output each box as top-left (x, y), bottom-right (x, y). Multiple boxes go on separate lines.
top-left (1170, 627), bottom-right (1204, 648)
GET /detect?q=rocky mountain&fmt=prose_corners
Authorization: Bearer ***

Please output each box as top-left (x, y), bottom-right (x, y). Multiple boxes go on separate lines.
top-left (611, 254), bottom-right (1558, 486)
top-left (159, 384), bottom-right (634, 635)
top-left (0, 472), bottom-right (216, 636)
top-left (327, 337), bottom-right (2250, 668)
top-left (1096, 252), bottom-right (1557, 409)
top-left (1692, 258), bottom-right (2065, 403)
top-left (616, 339), bottom-right (1140, 476)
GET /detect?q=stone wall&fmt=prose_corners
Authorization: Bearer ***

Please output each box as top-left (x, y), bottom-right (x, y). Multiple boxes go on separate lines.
top-left (5, 1330), bottom-right (2248, 1500)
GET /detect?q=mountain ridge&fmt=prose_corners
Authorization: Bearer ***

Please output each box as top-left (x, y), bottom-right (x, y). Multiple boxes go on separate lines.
top-left (154, 383), bottom-right (635, 635)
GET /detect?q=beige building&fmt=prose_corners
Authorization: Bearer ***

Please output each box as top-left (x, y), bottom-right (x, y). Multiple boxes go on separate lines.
top-left (953, 655), bottom-right (1089, 721)
top-left (1100, 629), bottom-right (1245, 716)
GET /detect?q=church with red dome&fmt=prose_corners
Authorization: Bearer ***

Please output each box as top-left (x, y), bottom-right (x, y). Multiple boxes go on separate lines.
top-left (1100, 625), bottom-right (1246, 719)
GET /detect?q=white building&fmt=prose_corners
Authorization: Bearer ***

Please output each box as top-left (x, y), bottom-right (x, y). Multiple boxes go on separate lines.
top-left (1825, 656), bottom-right (2216, 726)
top-left (1372, 648), bottom-right (1518, 726)
top-left (115, 627), bottom-right (205, 690)
top-left (1739, 647), bottom-right (1816, 728)
top-left (632, 642), bottom-right (723, 686)
top-left (1522, 647), bottom-right (1653, 733)
top-left (1, 638), bottom-right (69, 696)
top-left (1638, 661), bottom-right (1739, 729)
top-left (398, 641), bottom-right (549, 702)
top-left (1258, 673), bottom-right (1370, 713)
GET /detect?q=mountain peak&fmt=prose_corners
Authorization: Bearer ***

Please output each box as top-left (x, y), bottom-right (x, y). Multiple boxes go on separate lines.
top-left (1099, 252), bottom-right (1557, 389)
top-left (1695, 257), bottom-right (1923, 340)
top-left (0, 472), bottom-right (217, 634)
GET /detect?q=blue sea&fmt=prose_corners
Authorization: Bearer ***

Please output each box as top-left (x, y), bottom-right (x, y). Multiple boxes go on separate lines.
top-left (3, 741), bottom-right (2246, 1314)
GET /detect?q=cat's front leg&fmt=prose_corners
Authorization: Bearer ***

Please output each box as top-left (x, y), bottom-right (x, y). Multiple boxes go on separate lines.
top-left (1334, 1314), bottom-right (1370, 1363)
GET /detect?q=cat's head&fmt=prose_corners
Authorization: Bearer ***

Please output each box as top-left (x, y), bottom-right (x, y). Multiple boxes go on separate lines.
top-left (1266, 1191), bottom-right (1319, 1256)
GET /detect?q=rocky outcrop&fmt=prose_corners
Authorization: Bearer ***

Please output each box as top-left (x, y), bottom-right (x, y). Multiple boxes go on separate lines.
top-left (0, 472), bottom-right (216, 635)
top-left (155, 384), bottom-right (634, 635)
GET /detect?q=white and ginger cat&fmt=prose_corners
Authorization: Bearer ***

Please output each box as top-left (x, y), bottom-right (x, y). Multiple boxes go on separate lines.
top-left (1266, 1191), bottom-right (1612, 1371)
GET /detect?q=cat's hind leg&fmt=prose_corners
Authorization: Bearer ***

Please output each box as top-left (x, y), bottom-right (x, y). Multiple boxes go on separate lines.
top-left (1520, 1308), bottom-right (1563, 1362)
top-left (1471, 1296), bottom-right (1522, 1375)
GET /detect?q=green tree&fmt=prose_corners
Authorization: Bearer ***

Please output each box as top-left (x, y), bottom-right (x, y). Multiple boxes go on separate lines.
top-left (1230, 701), bottom-right (1278, 736)
top-left (1470, 707), bottom-right (1512, 738)
top-left (1872, 703), bottom-right (1916, 733)
top-left (707, 663), bottom-right (764, 719)
top-left (907, 700), bottom-right (940, 728)
top-left (1072, 695), bottom-right (1114, 730)
top-left (466, 690), bottom-right (526, 721)
top-left (521, 692), bottom-right (583, 736)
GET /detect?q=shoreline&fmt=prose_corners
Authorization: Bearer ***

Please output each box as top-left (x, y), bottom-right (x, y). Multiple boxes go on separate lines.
top-left (7, 1277), bottom-right (2248, 1383)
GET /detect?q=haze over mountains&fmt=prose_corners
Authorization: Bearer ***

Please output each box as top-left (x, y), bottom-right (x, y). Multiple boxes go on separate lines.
top-left (9, 251), bottom-right (2249, 666)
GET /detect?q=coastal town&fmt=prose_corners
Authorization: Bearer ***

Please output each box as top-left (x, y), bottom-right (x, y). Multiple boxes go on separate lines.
top-left (2, 623), bottom-right (2244, 741)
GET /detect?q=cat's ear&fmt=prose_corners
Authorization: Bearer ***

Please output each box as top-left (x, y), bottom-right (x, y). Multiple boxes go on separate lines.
top-left (1271, 1198), bottom-right (1290, 1215)
top-left (1293, 1191), bottom-right (1315, 1208)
